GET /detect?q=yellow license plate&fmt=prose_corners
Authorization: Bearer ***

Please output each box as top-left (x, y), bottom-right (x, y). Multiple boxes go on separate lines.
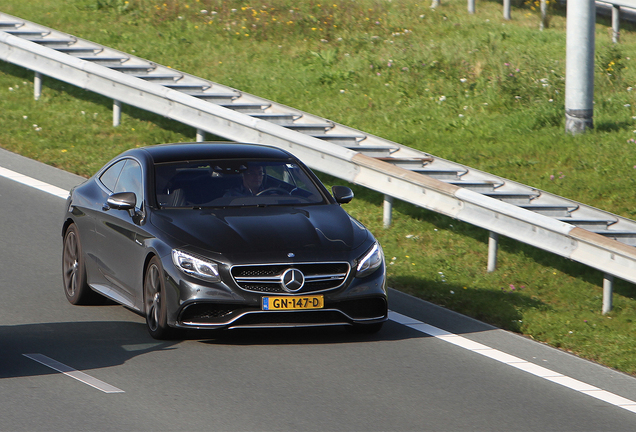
top-left (262, 295), bottom-right (324, 311)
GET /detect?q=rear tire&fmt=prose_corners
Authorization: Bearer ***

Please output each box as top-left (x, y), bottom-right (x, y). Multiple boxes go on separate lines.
top-left (62, 224), bottom-right (98, 305)
top-left (144, 256), bottom-right (179, 340)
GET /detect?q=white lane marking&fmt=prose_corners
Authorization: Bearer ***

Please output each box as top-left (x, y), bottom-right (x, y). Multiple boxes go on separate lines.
top-left (23, 354), bottom-right (124, 393)
top-left (389, 311), bottom-right (636, 414)
top-left (0, 167), bottom-right (69, 199)
top-left (6, 167), bottom-right (636, 411)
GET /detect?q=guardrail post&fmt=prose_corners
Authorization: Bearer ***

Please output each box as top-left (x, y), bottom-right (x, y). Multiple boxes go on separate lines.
top-left (468, 0), bottom-right (475, 14)
top-left (540, 0), bottom-right (548, 30)
top-left (503, 0), bottom-right (511, 20)
top-left (34, 72), bottom-right (42, 100)
top-left (383, 195), bottom-right (393, 228)
top-left (612, 5), bottom-right (620, 43)
top-left (113, 100), bottom-right (121, 127)
top-left (603, 273), bottom-right (614, 314)
top-left (565, 0), bottom-right (595, 135)
top-left (487, 231), bottom-right (498, 272)
top-left (196, 129), bottom-right (206, 142)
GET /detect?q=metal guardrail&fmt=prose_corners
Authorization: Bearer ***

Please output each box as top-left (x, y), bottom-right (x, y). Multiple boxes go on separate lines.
top-left (597, 0), bottom-right (636, 43)
top-left (1, 12), bottom-right (636, 313)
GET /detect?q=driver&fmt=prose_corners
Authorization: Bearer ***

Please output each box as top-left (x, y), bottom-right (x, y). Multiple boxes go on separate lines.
top-left (225, 164), bottom-right (265, 196)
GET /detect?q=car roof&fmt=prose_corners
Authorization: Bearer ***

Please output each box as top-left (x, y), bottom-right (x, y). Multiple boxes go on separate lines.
top-left (136, 142), bottom-right (295, 164)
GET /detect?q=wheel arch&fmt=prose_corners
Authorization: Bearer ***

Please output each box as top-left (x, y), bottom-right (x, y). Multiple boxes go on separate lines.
top-left (62, 217), bottom-right (75, 238)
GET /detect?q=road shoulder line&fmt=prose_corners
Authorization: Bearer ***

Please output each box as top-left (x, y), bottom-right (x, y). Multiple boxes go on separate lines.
top-left (389, 310), bottom-right (636, 414)
top-left (0, 166), bottom-right (69, 199)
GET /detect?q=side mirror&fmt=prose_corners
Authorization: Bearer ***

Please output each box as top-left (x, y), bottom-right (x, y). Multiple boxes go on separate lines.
top-left (332, 186), bottom-right (354, 204)
top-left (106, 192), bottom-right (136, 211)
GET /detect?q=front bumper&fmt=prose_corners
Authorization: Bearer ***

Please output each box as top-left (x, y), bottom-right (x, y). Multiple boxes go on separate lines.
top-left (175, 296), bottom-right (388, 330)
top-left (161, 256), bottom-right (388, 330)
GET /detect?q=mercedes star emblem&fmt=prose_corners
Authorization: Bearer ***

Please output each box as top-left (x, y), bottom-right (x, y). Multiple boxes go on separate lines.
top-left (281, 268), bottom-right (305, 292)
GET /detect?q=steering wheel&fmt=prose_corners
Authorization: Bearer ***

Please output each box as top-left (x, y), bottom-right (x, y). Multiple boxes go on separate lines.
top-left (256, 187), bottom-right (290, 196)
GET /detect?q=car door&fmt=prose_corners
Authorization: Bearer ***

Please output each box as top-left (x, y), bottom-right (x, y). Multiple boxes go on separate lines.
top-left (94, 158), bottom-right (148, 308)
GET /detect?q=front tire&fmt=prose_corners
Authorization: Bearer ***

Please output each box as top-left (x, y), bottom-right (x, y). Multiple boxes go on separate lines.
top-left (62, 224), bottom-right (98, 305)
top-left (144, 256), bottom-right (178, 340)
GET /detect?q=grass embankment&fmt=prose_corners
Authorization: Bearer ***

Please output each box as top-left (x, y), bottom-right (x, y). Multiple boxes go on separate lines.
top-left (2, 0), bottom-right (636, 373)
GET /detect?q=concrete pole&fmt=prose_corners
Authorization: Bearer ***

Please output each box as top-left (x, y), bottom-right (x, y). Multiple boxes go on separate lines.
top-left (468, 0), bottom-right (475, 14)
top-left (487, 231), bottom-right (498, 272)
top-left (430, 0), bottom-right (440, 8)
top-left (503, 0), bottom-right (511, 20)
top-left (564, 0), bottom-right (595, 135)
top-left (603, 273), bottom-right (614, 314)
top-left (113, 100), bottom-right (121, 127)
top-left (612, 5), bottom-right (620, 43)
top-left (540, 0), bottom-right (547, 31)
top-left (383, 195), bottom-right (393, 228)
top-left (196, 129), bottom-right (206, 142)
top-left (34, 72), bottom-right (42, 100)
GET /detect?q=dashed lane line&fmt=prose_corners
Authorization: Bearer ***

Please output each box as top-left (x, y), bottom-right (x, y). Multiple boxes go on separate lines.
top-left (24, 354), bottom-right (124, 394)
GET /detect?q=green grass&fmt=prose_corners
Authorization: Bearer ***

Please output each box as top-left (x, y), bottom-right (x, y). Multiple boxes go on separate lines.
top-left (3, 0), bottom-right (636, 373)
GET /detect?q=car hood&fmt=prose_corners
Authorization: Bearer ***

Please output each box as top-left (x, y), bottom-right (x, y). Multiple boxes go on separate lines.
top-left (151, 205), bottom-right (370, 262)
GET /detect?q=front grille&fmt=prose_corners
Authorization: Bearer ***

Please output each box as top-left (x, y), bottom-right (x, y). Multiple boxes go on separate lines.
top-left (231, 262), bottom-right (350, 294)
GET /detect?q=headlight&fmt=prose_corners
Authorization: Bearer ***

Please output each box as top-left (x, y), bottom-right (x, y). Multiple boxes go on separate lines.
top-left (172, 249), bottom-right (221, 282)
top-left (356, 242), bottom-right (384, 278)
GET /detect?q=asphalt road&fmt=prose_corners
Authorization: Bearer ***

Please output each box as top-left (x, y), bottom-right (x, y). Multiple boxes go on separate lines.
top-left (2, 147), bottom-right (636, 431)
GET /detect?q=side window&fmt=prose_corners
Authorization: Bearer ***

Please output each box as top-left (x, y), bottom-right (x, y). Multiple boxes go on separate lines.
top-left (114, 160), bottom-right (143, 208)
top-left (99, 160), bottom-right (126, 192)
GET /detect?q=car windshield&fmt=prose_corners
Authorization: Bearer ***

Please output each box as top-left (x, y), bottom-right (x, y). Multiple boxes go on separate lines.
top-left (155, 159), bottom-right (327, 208)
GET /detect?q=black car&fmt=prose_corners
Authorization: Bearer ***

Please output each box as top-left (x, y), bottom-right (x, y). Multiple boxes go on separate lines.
top-left (62, 142), bottom-right (388, 339)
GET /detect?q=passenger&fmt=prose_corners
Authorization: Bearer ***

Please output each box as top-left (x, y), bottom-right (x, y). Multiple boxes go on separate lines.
top-left (225, 164), bottom-right (265, 196)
